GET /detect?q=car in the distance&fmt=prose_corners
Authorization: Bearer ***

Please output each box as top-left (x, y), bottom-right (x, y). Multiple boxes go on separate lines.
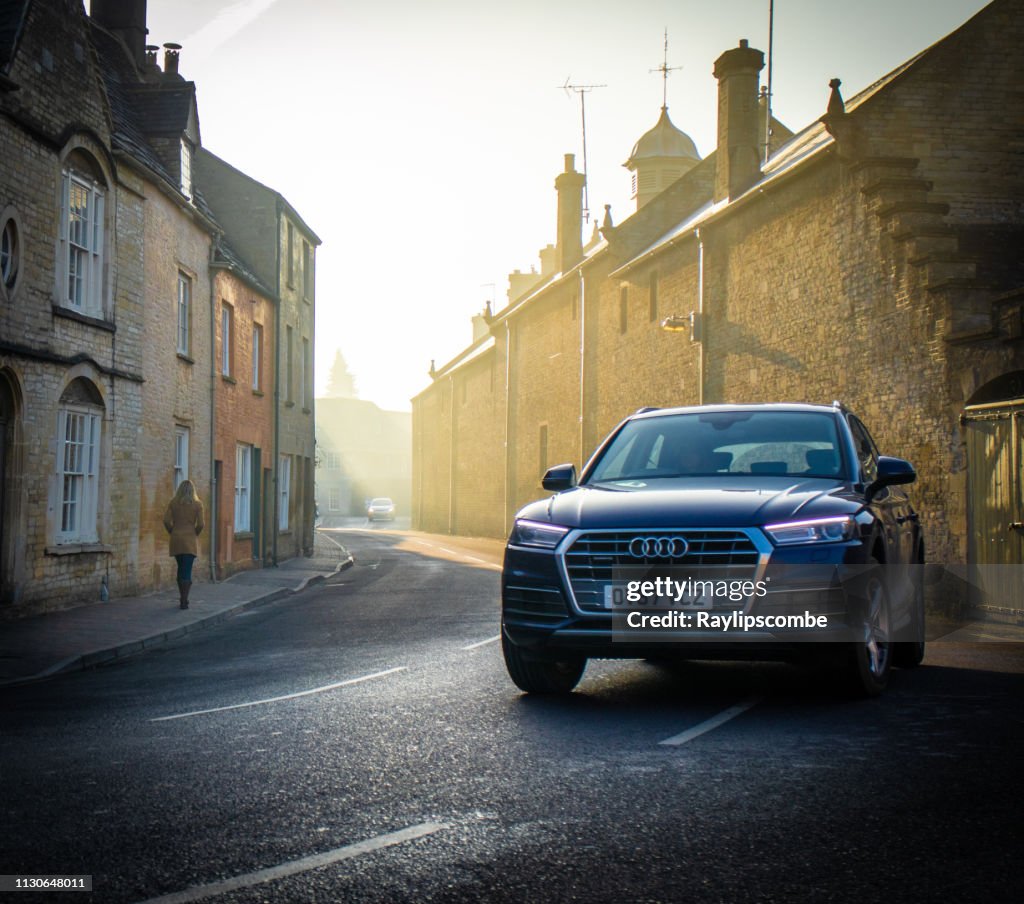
top-left (501, 402), bottom-right (925, 697)
top-left (367, 497), bottom-right (396, 522)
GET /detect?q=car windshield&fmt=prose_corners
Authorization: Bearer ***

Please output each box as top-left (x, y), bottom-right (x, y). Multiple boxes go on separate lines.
top-left (370, 498), bottom-right (392, 506)
top-left (586, 410), bottom-right (844, 482)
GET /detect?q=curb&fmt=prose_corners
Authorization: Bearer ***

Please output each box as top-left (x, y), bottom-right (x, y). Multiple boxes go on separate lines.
top-left (0, 550), bottom-right (355, 690)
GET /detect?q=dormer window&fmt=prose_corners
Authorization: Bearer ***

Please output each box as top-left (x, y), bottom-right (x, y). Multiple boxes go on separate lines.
top-left (180, 139), bottom-right (193, 199)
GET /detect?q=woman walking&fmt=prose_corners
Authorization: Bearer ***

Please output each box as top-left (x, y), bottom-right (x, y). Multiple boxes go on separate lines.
top-left (163, 479), bottom-right (205, 609)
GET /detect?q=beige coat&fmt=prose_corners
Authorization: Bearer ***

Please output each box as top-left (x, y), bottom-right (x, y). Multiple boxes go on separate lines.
top-left (164, 498), bottom-right (205, 557)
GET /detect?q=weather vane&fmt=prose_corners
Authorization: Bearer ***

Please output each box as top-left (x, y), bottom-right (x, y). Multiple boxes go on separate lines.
top-left (559, 77), bottom-right (606, 223)
top-left (650, 28), bottom-right (682, 109)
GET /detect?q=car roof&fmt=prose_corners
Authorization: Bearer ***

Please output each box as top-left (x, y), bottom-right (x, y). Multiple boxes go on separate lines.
top-left (629, 402), bottom-right (844, 421)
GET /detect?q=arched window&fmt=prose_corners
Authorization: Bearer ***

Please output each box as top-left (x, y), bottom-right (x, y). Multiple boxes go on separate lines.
top-left (58, 150), bottom-right (107, 318)
top-left (56, 378), bottom-right (103, 543)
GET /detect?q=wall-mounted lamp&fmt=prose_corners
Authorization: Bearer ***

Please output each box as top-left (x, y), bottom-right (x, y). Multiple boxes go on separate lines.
top-left (661, 311), bottom-right (701, 342)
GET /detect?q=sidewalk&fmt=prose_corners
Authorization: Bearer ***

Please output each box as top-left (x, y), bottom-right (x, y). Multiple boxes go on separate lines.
top-left (0, 530), bottom-right (353, 688)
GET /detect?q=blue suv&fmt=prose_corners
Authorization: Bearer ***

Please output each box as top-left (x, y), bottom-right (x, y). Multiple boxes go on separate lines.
top-left (501, 403), bottom-right (925, 696)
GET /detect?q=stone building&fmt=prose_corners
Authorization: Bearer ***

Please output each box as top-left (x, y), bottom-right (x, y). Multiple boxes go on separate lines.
top-left (316, 397), bottom-right (412, 520)
top-left (194, 149), bottom-right (320, 563)
top-left (0, 0), bottom-right (320, 614)
top-left (0, 0), bottom-right (149, 611)
top-left (412, 0), bottom-right (1024, 615)
top-left (210, 240), bottom-right (276, 578)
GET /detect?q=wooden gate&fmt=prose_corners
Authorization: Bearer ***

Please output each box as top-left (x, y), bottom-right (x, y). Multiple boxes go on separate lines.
top-left (965, 401), bottom-right (1024, 611)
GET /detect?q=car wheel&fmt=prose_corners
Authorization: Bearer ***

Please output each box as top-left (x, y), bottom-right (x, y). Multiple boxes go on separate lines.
top-left (502, 630), bottom-right (586, 694)
top-left (841, 558), bottom-right (891, 696)
top-left (893, 562), bottom-right (925, 669)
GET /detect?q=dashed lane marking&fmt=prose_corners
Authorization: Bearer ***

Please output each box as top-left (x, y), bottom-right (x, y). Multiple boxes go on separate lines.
top-left (135, 821), bottom-right (449, 903)
top-left (462, 634), bottom-right (501, 651)
top-left (659, 696), bottom-right (763, 746)
top-left (149, 667), bottom-right (407, 722)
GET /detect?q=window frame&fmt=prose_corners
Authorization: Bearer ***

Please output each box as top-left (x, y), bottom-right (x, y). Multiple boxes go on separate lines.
top-left (234, 444), bottom-right (252, 533)
top-left (1, 213), bottom-right (20, 292)
top-left (180, 139), bottom-right (193, 200)
top-left (285, 325), bottom-right (294, 403)
top-left (177, 271), bottom-right (192, 357)
top-left (56, 403), bottom-right (101, 544)
top-left (302, 239), bottom-right (312, 301)
top-left (252, 322), bottom-right (263, 392)
top-left (220, 301), bottom-right (234, 378)
top-left (279, 454), bottom-right (291, 531)
top-left (301, 337), bottom-right (311, 410)
top-left (174, 426), bottom-right (190, 490)
top-left (59, 168), bottom-right (105, 318)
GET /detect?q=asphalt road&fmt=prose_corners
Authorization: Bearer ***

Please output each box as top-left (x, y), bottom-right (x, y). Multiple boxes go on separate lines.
top-left (1, 528), bottom-right (1022, 903)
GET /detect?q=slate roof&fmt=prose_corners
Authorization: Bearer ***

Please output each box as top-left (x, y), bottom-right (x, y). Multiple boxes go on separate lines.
top-left (86, 20), bottom-right (217, 226)
top-left (0, 0), bottom-right (28, 72)
top-left (125, 83), bottom-right (194, 136)
top-left (213, 236), bottom-right (276, 299)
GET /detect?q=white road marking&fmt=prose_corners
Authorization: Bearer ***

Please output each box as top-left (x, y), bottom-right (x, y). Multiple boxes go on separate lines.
top-left (136, 821), bottom-right (449, 903)
top-left (659, 696), bottom-right (763, 746)
top-left (462, 634), bottom-right (501, 651)
top-left (149, 668), bottom-right (406, 722)
top-left (439, 547), bottom-right (457, 554)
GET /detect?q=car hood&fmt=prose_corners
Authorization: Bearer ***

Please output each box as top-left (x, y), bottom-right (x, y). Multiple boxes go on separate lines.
top-left (516, 477), bottom-right (861, 530)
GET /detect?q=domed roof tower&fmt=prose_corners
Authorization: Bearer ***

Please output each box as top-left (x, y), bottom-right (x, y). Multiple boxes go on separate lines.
top-left (624, 105), bottom-right (701, 210)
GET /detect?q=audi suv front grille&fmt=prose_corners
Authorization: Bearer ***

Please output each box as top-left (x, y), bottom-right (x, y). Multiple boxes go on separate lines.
top-left (563, 529), bottom-right (761, 612)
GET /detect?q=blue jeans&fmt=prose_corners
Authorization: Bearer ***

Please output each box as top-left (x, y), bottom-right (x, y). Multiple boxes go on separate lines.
top-left (174, 554), bottom-right (196, 582)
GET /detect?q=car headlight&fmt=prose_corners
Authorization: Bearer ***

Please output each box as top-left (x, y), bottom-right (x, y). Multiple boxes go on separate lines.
top-left (510, 520), bottom-right (569, 549)
top-left (763, 515), bottom-right (855, 546)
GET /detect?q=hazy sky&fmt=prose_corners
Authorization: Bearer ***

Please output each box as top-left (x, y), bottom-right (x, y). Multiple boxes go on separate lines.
top-left (130, 0), bottom-right (990, 411)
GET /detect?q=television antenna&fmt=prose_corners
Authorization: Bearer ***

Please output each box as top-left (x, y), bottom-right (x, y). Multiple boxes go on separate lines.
top-left (560, 77), bottom-right (606, 222)
top-left (650, 28), bottom-right (682, 109)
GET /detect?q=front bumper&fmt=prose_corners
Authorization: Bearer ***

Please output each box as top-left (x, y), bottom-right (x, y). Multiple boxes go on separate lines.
top-left (502, 532), bottom-right (881, 660)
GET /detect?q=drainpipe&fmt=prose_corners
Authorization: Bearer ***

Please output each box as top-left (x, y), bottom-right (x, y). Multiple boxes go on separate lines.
top-left (696, 227), bottom-right (705, 405)
top-left (208, 242), bottom-right (218, 581)
top-left (272, 199), bottom-right (282, 566)
top-left (448, 374), bottom-right (455, 534)
top-left (577, 268), bottom-right (585, 464)
top-left (503, 320), bottom-right (511, 529)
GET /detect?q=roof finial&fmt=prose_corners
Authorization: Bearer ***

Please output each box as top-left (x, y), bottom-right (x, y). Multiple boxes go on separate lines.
top-left (650, 28), bottom-right (683, 109)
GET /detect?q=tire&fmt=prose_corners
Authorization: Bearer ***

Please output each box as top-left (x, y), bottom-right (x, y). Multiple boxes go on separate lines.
top-left (502, 630), bottom-right (586, 695)
top-left (897, 556), bottom-right (929, 667)
top-left (893, 562), bottom-right (926, 669)
top-left (840, 558), bottom-right (891, 696)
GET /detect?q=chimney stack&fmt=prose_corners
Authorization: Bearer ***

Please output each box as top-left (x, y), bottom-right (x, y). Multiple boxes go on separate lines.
top-left (555, 154), bottom-right (586, 274)
top-left (713, 39), bottom-right (765, 201)
top-left (163, 43), bottom-right (182, 79)
top-left (90, 0), bottom-right (149, 70)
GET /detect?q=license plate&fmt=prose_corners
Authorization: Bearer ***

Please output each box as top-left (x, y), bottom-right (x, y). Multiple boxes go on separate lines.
top-left (603, 585), bottom-right (713, 610)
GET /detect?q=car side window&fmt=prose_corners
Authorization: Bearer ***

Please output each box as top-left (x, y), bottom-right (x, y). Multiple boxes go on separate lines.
top-left (847, 416), bottom-right (879, 484)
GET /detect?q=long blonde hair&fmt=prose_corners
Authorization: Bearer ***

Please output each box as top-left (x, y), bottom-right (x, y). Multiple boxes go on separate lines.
top-left (172, 478), bottom-right (198, 504)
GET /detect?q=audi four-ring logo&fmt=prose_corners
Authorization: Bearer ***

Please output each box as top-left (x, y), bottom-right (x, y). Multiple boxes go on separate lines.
top-left (628, 536), bottom-right (689, 558)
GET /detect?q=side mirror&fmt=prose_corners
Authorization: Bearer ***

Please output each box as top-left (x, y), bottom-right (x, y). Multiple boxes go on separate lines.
top-left (542, 463), bottom-right (577, 492)
top-left (866, 456), bottom-right (916, 499)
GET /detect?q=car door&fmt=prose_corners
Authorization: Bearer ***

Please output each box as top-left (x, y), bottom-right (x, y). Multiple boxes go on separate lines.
top-left (848, 415), bottom-right (916, 614)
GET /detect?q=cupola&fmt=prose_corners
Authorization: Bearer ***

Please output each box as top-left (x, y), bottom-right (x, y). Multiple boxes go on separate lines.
top-left (624, 106), bottom-right (701, 210)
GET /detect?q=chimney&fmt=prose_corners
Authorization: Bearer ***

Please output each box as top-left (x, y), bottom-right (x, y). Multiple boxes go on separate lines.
top-left (538, 244), bottom-right (557, 278)
top-left (163, 43), bottom-right (182, 79)
top-left (90, 0), bottom-right (149, 69)
top-left (555, 154), bottom-right (586, 274)
top-left (713, 39), bottom-right (765, 201)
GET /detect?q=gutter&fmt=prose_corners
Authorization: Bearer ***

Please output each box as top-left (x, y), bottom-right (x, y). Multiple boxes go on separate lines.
top-left (208, 241), bottom-right (218, 582)
top-left (272, 197), bottom-right (282, 567)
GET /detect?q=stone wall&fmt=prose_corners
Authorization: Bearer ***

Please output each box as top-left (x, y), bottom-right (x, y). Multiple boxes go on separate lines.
top-left (411, 0), bottom-right (1024, 573)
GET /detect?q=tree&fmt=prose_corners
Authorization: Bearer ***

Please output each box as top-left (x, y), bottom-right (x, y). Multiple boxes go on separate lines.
top-left (325, 349), bottom-right (358, 398)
